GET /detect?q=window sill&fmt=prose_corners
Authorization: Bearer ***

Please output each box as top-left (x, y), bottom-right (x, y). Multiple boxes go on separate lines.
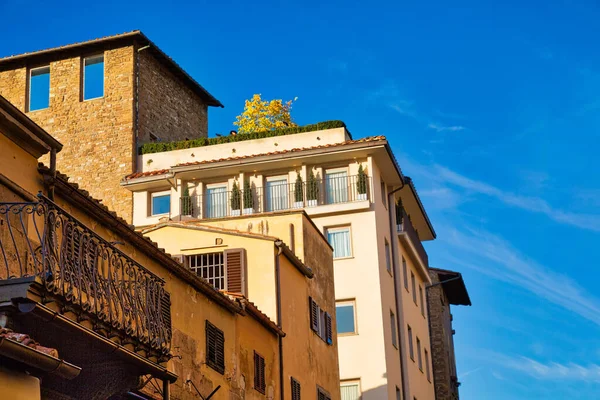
top-left (338, 332), bottom-right (358, 337)
top-left (333, 256), bottom-right (354, 261)
top-left (27, 107), bottom-right (49, 113)
top-left (82, 96), bottom-right (104, 102)
top-left (150, 213), bottom-right (169, 217)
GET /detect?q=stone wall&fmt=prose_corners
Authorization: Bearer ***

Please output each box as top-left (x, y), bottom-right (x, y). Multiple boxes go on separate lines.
top-left (137, 49), bottom-right (208, 145)
top-left (0, 46), bottom-right (136, 221)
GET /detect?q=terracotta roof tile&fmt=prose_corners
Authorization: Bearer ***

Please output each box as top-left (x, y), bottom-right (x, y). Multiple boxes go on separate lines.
top-left (0, 327), bottom-right (58, 358)
top-left (123, 135), bottom-right (387, 181)
top-left (223, 292), bottom-right (284, 336)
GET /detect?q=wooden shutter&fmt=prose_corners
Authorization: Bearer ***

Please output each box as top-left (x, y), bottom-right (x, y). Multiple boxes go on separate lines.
top-left (254, 351), bottom-right (266, 394)
top-left (325, 312), bottom-right (333, 345)
top-left (291, 378), bottom-right (301, 400)
top-left (224, 248), bottom-right (247, 295)
top-left (309, 297), bottom-right (319, 332)
top-left (206, 320), bottom-right (225, 374)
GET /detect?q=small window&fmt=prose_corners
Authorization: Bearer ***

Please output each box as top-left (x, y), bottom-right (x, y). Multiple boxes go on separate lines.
top-left (310, 297), bottom-right (332, 344)
top-left (187, 252), bottom-right (225, 290)
top-left (381, 179), bottom-right (387, 206)
top-left (206, 320), bottom-right (225, 374)
top-left (385, 240), bottom-right (392, 274)
top-left (390, 311), bottom-right (398, 348)
top-left (291, 378), bottom-right (301, 400)
top-left (403, 257), bottom-right (408, 290)
top-left (396, 387), bottom-right (401, 400)
top-left (417, 337), bottom-right (423, 371)
top-left (28, 66), bottom-right (50, 111)
top-left (151, 191), bottom-right (170, 215)
top-left (425, 349), bottom-right (431, 382)
top-left (411, 272), bottom-right (417, 304)
top-left (419, 286), bottom-right (425, 316)
top-left (336, 300), bottom-right (357, 335)
top-left (83, 54), bottom-right (104, 100)
top-left (317, 387), bottom-right (331, 400)
top-left (254, 351), bottom-right (266, 394)
top-left (408, 325), bottom-right (414, 360)
top-left (327, 226), bottom-right (352, 259)
top-left (340, 380), bottom-right (360, 400)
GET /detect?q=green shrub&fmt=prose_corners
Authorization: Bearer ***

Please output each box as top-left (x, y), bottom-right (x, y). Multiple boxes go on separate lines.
top-left (243, 180), bottom-right (254, 209)
top-left (357, 164), bottom-right (367, 194)
top-left (139, 120), bottom-right (348, 155)
top-left (231, 181), bottom-right (241, 210)
top-left (307, 170), bottom-right (319, 201)
top-left (295, 175), bottom-right (304, 203)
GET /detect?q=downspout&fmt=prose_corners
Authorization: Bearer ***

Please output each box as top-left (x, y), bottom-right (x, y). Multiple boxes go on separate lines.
top-left (274, 243), bottom-right (284, 400)
top-left (46, 148), bottom-right (57, 200)
top-left (388, 183), bottom-right (408, 400)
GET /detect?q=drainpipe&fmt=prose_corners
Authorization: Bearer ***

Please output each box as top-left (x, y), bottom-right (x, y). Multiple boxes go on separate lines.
top-left (48, 148), bottom-right (57, 200)
top-left (274, 242), bottom-right (284, 400)
top-left (388, 183), bottom-right (408, 400)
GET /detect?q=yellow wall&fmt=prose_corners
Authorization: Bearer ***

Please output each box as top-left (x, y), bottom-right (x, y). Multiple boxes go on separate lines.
top-left (0, 366), bottom-right (40, 400)
top-left (0, 133), bottom-right (44, 196)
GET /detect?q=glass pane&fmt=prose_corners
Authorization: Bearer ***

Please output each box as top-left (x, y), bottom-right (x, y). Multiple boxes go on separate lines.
top-left (152, 194), bottom-right (170, 215)
top-left (326, 171), bottom-right (348, 204)
top-left (266, 179), bottom-right (288, 211)
top-left (84, 55), bottom-right (104, 100)
top-left (336, 304), bottom-right (355, 334)
top-left (327, 229), bottom-right (351, 258)
top-left (206, 186), bottom-right (227, 218)
top-left (29, 67), bottom-right (50, 111)
top-left (340, 384), bottom-right (360, 400)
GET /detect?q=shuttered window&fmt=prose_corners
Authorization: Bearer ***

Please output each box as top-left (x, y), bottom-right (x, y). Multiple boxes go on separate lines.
top-left (206, 320), bottom-right (225, 374)
top-left (309, 297), bottom-right (333, 345)
top-left (310, 297), bottom-right (319, 332)
top-left (291, 377), bottom-right (301, 400)
top-left (224, 248), bottom-right (247, 295)
top-left (189, 252), bottom-right (225, 290)
top-left (325, 312), bottom-right (333, 344)
top-left (254, 351), bottom-right (266, 394)
top-left (317, 387), bottom-right (331, 400)
top-left (186, 250), bottom-right (247, 295)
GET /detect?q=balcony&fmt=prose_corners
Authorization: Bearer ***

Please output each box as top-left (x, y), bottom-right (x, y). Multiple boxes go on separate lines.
top-left (0, 197), bottom-right (172, 360)
top-left (396, 208), bottom-right (429, 269)
top-left (179, 174), bottom-right (372, 220)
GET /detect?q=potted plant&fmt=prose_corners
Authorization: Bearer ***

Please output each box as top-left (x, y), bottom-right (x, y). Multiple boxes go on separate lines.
top-left (293, 174), bottom-right (304, 208)
top-left (231, 181), bottom-right (241, 216)
top-left (306, 170), bottom-right (319, 207)
top-left (181, 185), bottom-right (192, 217)
top-left (357, 164), bottom-right (368, 201)
top-left (243, 179), bottom-right (254, 215)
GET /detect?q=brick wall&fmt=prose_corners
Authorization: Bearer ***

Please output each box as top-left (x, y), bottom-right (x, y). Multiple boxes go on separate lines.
top-left (428, 271), bottom-right (460, 400)
top-left (0, 46), bottom-right (136, 221)
top-left (137, 49), bottom-right (208, 145)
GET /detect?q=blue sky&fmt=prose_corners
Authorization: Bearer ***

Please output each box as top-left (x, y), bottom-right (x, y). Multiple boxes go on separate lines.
top-left (1, 1), bottom-right (599, 398)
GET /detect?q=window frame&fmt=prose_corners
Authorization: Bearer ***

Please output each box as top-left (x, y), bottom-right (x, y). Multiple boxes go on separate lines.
top-left (403, 256), bottom-right (408, 291)
top-left (205, 320), bottom-right (225, 374)
top-left (28, 65), bottom-right (51, 112)
top-left (425, 348), bottom-right (431, 382)
top-left (335, 299), bottom-right (357, 336)
top-left (150, 190), bottom-right (171, 216)
top-left (380, 179), bottom-right (387, 207)
top-left (82, 54), bottom-right (105, 101)
top-left (340, 379), bottom-right (361, 400)
top-left (384, 239), bottom-right (392, 275)
top-left (390, 310), bottom-right (398, 349)
top-left (411, 271), bottom-right (417, 304)
top-left (317, 386), bottom-right (332, 400)
top-left (254, 350), bottom-right (266, 394)
top-left (324, 166), bottom-right (350, 204)
top-left (186, 252), bottom-right (226, 290)
top-left (326, 226), bottom-right (353, 259)
top-left (291, 377), bottom-right (301, 400)
top-left (408, 325), bottom-right (414, 361)
top-left (419, 285), bottom-right (425, 317)
top-left (417, 337), bottom-right (423, 372)
top-left (265, 174), bottom-right (289, 211)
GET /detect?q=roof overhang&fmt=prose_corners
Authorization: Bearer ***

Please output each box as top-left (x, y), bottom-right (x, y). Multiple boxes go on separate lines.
top-left (398, 177), bottom-right (436, 241)
top-left (430, 268), bottom-right (471, 306)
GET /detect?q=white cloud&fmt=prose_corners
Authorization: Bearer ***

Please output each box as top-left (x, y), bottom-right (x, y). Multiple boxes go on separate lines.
top-left (494, 353), bottom-right (600, 382)
top-left (427, 123), bottom-right (465, 132)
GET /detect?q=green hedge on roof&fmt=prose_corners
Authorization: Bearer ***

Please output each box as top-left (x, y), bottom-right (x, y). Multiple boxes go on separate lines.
top-left (139, 120), bottom-right (348, 155)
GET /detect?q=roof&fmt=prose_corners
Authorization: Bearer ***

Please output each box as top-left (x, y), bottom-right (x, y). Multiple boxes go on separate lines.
top-left (0, 327), bottom-right (58, 357)
top-left (0, 94), bottom-right (63, 157)
top-left (0, 30), bottom-right (223, 107)
top-left (429, 267), bottom-right (471, 306)
top-left (404, 176), bottom-right (437, 239)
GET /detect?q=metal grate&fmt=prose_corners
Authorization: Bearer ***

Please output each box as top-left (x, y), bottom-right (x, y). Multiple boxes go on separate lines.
top-left (187, 252), bottom-right (225, 290)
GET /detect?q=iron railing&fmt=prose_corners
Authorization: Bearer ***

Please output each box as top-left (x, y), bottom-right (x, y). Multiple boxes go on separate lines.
top-left (397, 208), bottom-right (429, 267)
top-left (180, 175), bottom-right (371, 219)
top-left (0, 196), bottom-right (172, 356)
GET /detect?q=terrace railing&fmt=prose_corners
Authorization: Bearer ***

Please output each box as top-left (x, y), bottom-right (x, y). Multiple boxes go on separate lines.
top-left (396, 208), bottom-right (429, 268)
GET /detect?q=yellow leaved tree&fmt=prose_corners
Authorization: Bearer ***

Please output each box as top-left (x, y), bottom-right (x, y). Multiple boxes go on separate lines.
top-left (234, 94), bottom-right (297, 134)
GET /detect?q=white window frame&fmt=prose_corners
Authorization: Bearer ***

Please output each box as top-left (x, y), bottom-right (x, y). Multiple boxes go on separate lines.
top-left (265, 175), bottom-right (289, 211)
top-left (325, 167), bottom-right (350, 205)
top-left (336, 299), bottom-right (357, 336)
top-left (151, 190), bottom-right (171, 216)
top-left (326, 226), bottom-right (353, 259)
top-left (82, 54), bottom-right (105, 101)
top-left (186, 252), bottom-right (226, 290)
top-left (340, 379), bottom-right (361, 400)
top-left (28, 65), bottom-right (50, 112)
top-left (205, 182), bottom-right (228, 218)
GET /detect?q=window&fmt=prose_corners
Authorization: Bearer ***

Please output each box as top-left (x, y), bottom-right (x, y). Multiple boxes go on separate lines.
top-left (327, 227), bottom-right (352, 258)
top-left (83, 54), bottom-right (104, 100)
top-left (205, 320), bottom-right (225, 374)
top-left (419, 286), bottom-right (425, 316)
top-left (309, 297), bottom-right (332, 344)
top-left (417, 337), bottom-right (423, 371)
top-left (29, 66), bottom-right (50, 111)
top-left (381, 180), bottom-right (387, 206)
top-left (425, 349), bottom-right (431, 381)
top-left (325, 168), bottom-right (348, 204)
top-left (340, 380), bottom-right (360, 400)
top-left (408, 325), bottom-right (414, 360)
top-left (403, 257), bottom-right (408, 290)
top-left (188, 252), bottom-right (225, 290)
top-left (317, 387), bottom-right (331, 400)
top-left (254, 351), bottom-right (266, 394)
top-left (336, 300), bottom-right (356, 335)
top-left (266, 176), bottom-right (289, 211)
top-left (151, 191), bottom-right (170, 215)
top-left (411, 272), bottom-right (417, 304)
top-left (291, 378), bottom-right (301, 400)
top-left (206, 184), bottom-right (227, 218)
top-left (396, 386), bottom-right (401, 400)
top-left (390, 310), bottom-right (398, 348)
top-left (385, 240), bottom-right (392, 274)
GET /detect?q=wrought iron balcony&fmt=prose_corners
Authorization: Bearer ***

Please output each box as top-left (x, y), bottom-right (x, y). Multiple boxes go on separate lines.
top-left (0, 196), bottom-right (172, 358)
top-left (180, 174), bottom-right (371, 219)
top-left (396, 208), bottom-right (429, 268)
